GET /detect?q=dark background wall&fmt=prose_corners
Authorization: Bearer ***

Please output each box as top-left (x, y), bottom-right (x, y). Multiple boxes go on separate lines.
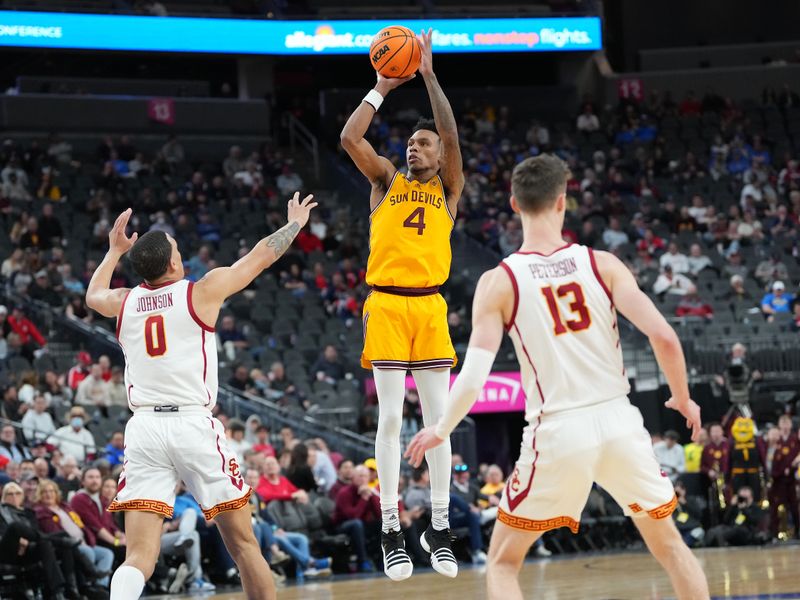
top-left (604, 0), bottom-right (800, 71)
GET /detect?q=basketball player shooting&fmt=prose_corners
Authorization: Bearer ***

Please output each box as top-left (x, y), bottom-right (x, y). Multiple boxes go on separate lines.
top-left (405, 155), bottom-right (710, 600)
top-left (340, 29), bottom-right (464, 581)
top-left (85, 192), bottom-right (317, 600)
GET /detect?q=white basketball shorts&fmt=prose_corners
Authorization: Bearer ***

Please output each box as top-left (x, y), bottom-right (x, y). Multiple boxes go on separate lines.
top-left (498, 396), bottom-right (676, 534)
top-left (109, 407), bottom-right (250, 520)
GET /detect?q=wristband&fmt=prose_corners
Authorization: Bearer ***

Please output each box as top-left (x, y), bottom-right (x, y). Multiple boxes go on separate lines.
top-left (363, 89), bottom-right (384, 112)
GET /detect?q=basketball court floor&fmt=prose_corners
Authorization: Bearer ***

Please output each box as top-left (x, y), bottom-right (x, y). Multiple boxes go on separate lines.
top-left (165, 545), bottom-right (800, 599)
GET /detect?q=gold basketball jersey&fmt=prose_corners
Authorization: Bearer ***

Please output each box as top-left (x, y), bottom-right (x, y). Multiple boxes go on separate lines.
top-left (366, 171), bottom-right (454, 288)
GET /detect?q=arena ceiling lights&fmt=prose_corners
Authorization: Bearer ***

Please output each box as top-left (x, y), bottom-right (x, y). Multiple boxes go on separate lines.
top-left (0, 11), bottom-right (601, 55)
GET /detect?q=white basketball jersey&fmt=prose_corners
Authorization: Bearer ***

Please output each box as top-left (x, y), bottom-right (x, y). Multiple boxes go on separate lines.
top-left (116, 279), bottom-right (218, 410)
top-left (500, 244), bottom-right (629, 423)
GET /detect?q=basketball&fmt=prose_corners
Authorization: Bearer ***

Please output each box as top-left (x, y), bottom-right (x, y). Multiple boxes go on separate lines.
top-left (369, 25), bottom-right (421, 79)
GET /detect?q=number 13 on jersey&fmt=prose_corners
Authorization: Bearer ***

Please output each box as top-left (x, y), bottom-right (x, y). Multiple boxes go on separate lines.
top-left (541, 282), bottom-right (592, 335)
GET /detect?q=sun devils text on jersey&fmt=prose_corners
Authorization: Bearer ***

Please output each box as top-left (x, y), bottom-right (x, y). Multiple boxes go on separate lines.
top-left (367, 171), bottom-right (453, 288)
top-left (362, 171), bottom-right (456, 370)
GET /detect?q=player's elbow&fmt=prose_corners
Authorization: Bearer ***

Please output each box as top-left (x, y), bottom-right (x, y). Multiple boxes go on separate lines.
top-left (340, 129), bottom-right (358, 150)
top-left (648, 324), bottom-right (680, 352)
top-left (84, 292), bottom-right (100, 311)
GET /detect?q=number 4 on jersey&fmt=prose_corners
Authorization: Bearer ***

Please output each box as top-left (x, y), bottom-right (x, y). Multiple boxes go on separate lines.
top-left (403, 207), bottom-right (426, 235)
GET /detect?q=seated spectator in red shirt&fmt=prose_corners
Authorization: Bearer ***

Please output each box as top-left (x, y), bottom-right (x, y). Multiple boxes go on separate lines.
top-left (98, 355), bottom-right (112, 382)
top-left (68, 351), bottom-right (92, 390)
top-left (312, 262), bottom-right (329, 292)
top-left (295, 227), bottom-right (322, 254)
top-left (252, 425), bottom-right (276, 458)
top-left (256, 455), bottom-right (309, 504)
top-left (8, 305), bottom-right (45, 347)
top-left (636, 228), bottom-right (666, 257)
top-left (333, 465), bottom-right (380, 526)
top-left (8, 305), bottom-right (46, 361)
top-left (676, 292), bottom-right (714, 320)
top-left (679, 91), bottom-right (702, 116)
top-left (328, 459), bottom-right (354, 501)
top-left (332, 465), bottom-right (376, 572)
top-left (69, 467), bottom-right (126, 560)
top-left (338, 258), bottom-right (364, 288)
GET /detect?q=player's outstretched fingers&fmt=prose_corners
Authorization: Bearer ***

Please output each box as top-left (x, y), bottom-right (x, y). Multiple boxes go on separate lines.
top-left (113, 208), bottom-right (131, 231)
top-left (301, 194), bottom-right (314, 206)
top-left (404, 438), bottom-right (423, 468)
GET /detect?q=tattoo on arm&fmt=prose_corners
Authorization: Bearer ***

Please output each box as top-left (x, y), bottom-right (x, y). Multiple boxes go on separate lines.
top-left (424, 74), bottom-right (458, 136)
top-left (265, 221), bottom-right (301, 258)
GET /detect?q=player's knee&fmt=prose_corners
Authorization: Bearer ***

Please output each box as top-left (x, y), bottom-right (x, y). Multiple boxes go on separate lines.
top-left (647, 526), bottom-right (686, 563)
top-left (487, 545), bottom-right (518, 572)
top-left (226, 534), bottom-right (261, 562)
top-left (377, 411), bottom-right (402, 438)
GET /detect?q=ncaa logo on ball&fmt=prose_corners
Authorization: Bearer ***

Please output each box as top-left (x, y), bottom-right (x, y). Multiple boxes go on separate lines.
top-left (372, 44), bottom-right (390, 64)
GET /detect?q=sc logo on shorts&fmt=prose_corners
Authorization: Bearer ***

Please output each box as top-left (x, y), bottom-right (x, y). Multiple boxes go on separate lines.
top-left (229, 458), bottom-right (241, 479)
top-left (509, 467), bottom-right (521, 493)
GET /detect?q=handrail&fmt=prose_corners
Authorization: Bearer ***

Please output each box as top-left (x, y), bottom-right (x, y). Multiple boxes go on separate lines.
top-left (3, 291), bottom-right (382, 458)
top-left (0, 417), bottom-right (100, 456)
top-left (286, 113), bottom-right (320, 181)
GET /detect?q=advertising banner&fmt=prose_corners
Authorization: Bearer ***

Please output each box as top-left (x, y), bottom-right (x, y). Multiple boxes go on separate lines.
top-left (366, 371), bottom-right (526, 415)
top-left (0, 12), bottom-right (602, 55)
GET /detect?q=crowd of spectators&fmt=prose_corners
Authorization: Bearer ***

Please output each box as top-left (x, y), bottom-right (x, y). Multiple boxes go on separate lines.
top-left (1, 80), bottom-right (800, 595)
top-left (652, 412), bottom-right (800, 548)
top-left (0, 389), bottom-right (514, 597)
top-left (333, 86), bottom-right (800, 332)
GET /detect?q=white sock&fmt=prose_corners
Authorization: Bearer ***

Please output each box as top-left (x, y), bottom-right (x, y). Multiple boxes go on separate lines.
top-left (110, 565), bottom-right (146, 600)
top-left (431, 506), bottom-right (450, 531)
top-left (412, 368), bottom-right (452, 531)
top-left (374, 368), bottom-right (406, 531)
top-left (382, 507), bottom-right (400, 533)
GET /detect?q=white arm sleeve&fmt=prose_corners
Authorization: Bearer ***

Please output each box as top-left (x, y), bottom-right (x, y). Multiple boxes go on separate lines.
top-left (434, 347), bottom-right (496, 439)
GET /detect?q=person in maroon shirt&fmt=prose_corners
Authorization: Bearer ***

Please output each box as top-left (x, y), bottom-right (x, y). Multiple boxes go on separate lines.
top-left (767, 416), bottom-right (800, 538)
top-left (333, 465), bottom-right (375, 572)
top-left (70, 466), bottom-right (127, 561)
top-left (701, 423), bottom-right (730, 481)
top-left (701, 423), bottom-right (731, 513)
top-left (328, 460), bottom-right (354, 501)
top-left (256, 456), bottom-right (308, 505)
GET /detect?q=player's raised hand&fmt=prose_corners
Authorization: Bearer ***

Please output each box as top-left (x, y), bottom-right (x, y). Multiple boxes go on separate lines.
top-left (417, 28), bottom-right (434, 76)
top-left (286, 192), bottom-right (318, 229)
top-left (404, 425), bottom-right (445, 468)
top-left (664, 396), bottom-right (702, 442)
top-left (108, 208), bottom-right (138, 256)
top-left (375, 71), bottom-right (416, 93)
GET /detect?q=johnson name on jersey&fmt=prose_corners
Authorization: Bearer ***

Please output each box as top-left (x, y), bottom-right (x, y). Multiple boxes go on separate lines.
top-left (116, 279), bottom-right (218, 410)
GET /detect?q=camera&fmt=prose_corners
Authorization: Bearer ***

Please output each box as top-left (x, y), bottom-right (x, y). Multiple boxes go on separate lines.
top-left (726, 360), bottom-right (752, 406)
